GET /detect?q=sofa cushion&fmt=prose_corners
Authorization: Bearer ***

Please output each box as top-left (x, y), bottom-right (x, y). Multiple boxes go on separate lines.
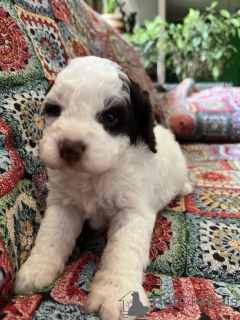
top-left (160, 79), bottom-right (240, 142)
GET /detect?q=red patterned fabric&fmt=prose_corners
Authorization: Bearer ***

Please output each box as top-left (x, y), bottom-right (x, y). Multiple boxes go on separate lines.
top-left (51, 252), bottom-right (100, 305)
top-left (0, 118), bottom-right (25, 197)
top-left (0, 8), bottom-right (30, 72)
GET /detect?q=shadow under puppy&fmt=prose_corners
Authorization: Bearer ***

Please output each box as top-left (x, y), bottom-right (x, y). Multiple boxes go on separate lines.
top-left (14, 56), bottom-right (192, 320)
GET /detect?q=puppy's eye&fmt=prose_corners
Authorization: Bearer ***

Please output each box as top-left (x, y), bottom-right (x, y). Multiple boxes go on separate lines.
top-left (44, 103), bottom-right (61, 117)
top-left (100, 111), bottom-right (118, 125)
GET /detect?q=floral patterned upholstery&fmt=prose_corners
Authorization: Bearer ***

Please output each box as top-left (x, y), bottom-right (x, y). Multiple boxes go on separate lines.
top-left (1, 1), bottom-right (240, 319)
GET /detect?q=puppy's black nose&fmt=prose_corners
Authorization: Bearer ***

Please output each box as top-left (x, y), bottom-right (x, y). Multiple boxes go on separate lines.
top-left (59, 140), bottom-right (85, 166)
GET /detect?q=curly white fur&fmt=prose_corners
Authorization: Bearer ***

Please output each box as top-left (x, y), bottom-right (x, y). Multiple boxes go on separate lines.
top-left (14, 56), bottom-right (192, 320)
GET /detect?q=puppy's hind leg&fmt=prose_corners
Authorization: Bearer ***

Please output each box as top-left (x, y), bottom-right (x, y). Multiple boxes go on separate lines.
top-left (14, 203), bottom-right (84, 295)
top-left (180, 182), bottom-right (193, 196)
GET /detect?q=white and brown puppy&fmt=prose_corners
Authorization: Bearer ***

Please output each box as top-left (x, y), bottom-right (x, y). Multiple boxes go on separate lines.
top-left (14, 56), bottom-right (192, 319)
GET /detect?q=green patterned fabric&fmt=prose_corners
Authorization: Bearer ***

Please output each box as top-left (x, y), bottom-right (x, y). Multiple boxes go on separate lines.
top-left (0, 180), bottom-right (45, 271)
top-left (147, 210), bottom-right (186, 277)
top-left (186, 213), bottom-right (240, 283)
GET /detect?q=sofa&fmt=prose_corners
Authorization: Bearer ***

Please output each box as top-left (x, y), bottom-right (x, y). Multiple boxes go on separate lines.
top-left (0, 0), bottom-right (240, 319)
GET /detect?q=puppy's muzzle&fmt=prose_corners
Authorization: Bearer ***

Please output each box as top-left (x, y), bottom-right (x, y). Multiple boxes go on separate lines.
top-left (59, 139), bottom-right (86, 166)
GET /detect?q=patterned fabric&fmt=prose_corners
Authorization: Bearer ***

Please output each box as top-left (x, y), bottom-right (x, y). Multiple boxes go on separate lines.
top-left (0, 0), bottom-right (240, 319)
top-left (159, 78), bottom-right (240, 142)
top-left (16, 6), bottom-right (70, 80)
top-left (186, 213), bottom-right (240, 283)
top-left (0, 80), bottom-right (48, 173)
top-left (0, 2), bottom-right (44, 85)
top-left (148, 211), bottom-right (186, 277)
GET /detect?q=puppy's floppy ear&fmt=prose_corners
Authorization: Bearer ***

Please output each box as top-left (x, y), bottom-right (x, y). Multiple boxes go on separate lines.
top-left (129, 78), bottom-right (157, 153)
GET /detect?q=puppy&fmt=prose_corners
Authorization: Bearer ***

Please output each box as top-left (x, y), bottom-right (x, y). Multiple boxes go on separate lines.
top-left (14, 56), bottom-right (192, 319)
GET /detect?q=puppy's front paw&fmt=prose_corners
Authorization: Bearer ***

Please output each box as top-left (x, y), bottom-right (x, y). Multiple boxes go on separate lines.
top-left (14, 254), bottom-right (65, 295)
top-left (84, 272), bottom-right (149, 320)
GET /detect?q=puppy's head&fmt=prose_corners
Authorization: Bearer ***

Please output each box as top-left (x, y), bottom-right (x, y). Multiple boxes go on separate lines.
top-left (40, 56), bottom-right (156, 175)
